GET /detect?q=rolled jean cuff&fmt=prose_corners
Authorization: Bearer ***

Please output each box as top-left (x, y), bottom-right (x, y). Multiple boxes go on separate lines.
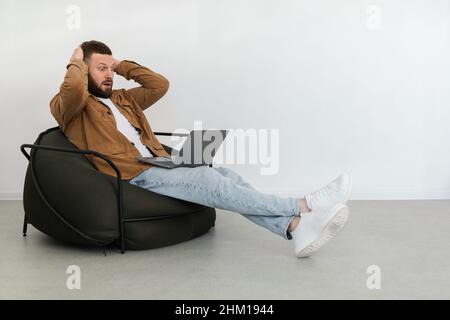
top-left (284, 215), bottom-right (298, 240)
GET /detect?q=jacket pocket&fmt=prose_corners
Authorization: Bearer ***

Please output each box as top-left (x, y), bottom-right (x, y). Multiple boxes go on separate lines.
top-left (90, 105), bottom-right (114, 122)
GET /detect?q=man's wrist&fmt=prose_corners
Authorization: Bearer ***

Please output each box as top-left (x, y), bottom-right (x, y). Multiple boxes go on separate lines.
top-left (114, 60), bottom-right (127, 75)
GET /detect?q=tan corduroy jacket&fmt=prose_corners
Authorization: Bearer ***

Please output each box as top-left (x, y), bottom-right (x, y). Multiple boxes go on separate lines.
top-left (50, 58), bottom-right (170, 180)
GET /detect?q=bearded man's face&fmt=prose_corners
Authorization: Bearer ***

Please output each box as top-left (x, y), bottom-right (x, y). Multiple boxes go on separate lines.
top-left (86, 53), bottom-right (116, 98)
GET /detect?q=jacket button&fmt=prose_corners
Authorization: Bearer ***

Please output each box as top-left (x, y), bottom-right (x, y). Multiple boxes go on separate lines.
top-left (131, 142), bottom-right (135, 145)
top-left (107, 111), bottom-right (112, 115)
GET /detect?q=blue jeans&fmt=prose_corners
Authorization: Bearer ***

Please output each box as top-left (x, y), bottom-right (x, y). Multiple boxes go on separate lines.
top-left (128, 166), bottom-right (300, 239)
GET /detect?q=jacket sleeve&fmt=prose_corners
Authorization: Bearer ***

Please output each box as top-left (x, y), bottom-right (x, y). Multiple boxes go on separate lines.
top-left (114, 60), bottom-right (169, 111)
top-left (49, 59), bottom-right (89, 130)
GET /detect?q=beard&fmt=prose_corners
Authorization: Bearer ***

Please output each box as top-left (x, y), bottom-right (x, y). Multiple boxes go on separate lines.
top-left (88, 73), bottom-right (113, 98)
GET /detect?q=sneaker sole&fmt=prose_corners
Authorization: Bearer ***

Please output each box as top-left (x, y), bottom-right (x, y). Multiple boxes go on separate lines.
top-left (297, 205), bottom-right (349, 258)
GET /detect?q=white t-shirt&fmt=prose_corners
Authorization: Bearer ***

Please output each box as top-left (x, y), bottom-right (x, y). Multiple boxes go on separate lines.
top-left (98, 98), bottom-right (153, 157)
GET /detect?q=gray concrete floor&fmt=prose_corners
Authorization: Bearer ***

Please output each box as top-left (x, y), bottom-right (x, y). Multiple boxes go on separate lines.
top-left (0, 200), bottom-right (449, 299)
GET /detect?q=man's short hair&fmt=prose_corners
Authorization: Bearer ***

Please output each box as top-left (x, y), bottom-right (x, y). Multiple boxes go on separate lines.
top-left (80, 40), bottom-right (112, 62)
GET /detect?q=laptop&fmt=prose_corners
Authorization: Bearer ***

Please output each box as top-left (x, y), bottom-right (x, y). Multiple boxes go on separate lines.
top-left (136, 130), bottom-right (228, 169)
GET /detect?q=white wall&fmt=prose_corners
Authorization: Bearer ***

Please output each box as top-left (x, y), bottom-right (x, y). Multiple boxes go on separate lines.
top-left (1, 0), bottom-right (449, 200)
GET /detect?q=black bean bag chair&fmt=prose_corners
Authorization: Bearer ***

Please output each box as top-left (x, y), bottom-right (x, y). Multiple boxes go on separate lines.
top-left (20, 127), bottom-right (216, 253)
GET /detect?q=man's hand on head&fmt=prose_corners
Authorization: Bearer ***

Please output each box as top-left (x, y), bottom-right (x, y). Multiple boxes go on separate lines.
top-left (70, 46), bottom-right (84, 62)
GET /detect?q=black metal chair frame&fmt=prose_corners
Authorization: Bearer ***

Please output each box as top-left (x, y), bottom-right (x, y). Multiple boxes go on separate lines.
top-left (20, 126), bottom-right (192, 254)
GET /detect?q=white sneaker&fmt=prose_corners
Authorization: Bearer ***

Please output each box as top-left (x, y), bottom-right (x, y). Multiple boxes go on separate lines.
top-left (291, 203), bottom-right (349, 258)
top-left (305, 173), bottom-right (352, 211)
